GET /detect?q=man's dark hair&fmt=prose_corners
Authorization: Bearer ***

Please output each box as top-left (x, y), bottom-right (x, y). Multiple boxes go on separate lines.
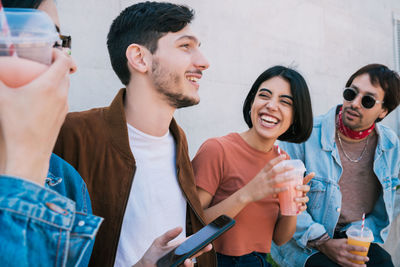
top-left (346, 64), bottom-right (400, 122)
top-left (2, 0), bottom-right (44, 8)
top-left (243, 65), bottom-right (313, 143)
top-left (107, 1), bottom-right (194, 85)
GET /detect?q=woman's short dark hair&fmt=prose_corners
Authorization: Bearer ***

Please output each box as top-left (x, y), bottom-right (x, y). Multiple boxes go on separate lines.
top-left (2, 0), bottom-right (44, 9)
top-left (345, 63), bottom-right (400, 122)
top-left (243, 65), bottom-right (313, 143)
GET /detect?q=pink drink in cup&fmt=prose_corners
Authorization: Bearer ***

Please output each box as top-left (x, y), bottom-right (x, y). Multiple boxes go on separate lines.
top-left (275, 159), bottom-right (306, 216)
top-left (0, 8), bottom-right (59, 87)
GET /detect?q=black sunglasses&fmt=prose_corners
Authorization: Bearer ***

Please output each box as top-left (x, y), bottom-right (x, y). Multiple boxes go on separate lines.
top-left (342, 87), bottom-right (383, 109)
top-left (53, 25), bottom-right (72, 49)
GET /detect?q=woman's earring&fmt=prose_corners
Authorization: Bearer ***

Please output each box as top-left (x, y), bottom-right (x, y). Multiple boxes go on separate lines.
top-left (249, 110), bottom-right (251, 115)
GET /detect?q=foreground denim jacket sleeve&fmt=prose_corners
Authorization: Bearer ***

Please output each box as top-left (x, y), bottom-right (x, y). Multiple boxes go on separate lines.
top-left (0, 173), bottom-right (102, 267)
top-left (47, 154), bottom-right (103, 267)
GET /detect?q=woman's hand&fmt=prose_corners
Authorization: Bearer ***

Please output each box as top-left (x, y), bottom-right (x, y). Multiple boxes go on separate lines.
top-left (295, 172), bottom-right (314, 213)
top-left (241, 154), bottom-right (298, 203)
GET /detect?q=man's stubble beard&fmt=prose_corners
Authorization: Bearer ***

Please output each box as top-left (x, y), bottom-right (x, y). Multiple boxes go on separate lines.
top-left (342, 106), bottom-right (363, 130)
top-left (151, 58), bottom-right (199, 109)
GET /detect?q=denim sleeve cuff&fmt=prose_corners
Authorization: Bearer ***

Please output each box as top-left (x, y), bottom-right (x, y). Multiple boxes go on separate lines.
top-left (0, 175), bottom-right (76, 229)
top-left (307, 232), bottom-right (330, 249)
top-left (297, 222), bottom-right (327, 248)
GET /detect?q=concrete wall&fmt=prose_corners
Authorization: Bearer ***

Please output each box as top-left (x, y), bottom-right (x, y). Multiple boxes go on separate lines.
top-left (57, 0), bottom-right (400, 262)
top-left (58, 0), bottom-right (400, 158)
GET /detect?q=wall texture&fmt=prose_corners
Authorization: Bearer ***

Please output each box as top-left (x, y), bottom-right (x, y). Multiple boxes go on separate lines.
top-left (57, 0), bottom-right (400, 262)
top-left (58, 0), bottom-right (400, 157)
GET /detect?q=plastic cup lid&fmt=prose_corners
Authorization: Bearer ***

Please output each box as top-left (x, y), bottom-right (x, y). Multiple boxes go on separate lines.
top-left (1, 8), bottom-right (59, 44)
top-left (346, 225), bottom-right (374, 239)
top-left (275, 159), bottom-right (306, 173)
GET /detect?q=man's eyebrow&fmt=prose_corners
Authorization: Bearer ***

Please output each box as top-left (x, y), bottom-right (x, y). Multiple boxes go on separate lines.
top-left (351, 85), bottom-right (378, 97)
top-left (55, 25), bottom-right (60, 33)
top-left (176, 35), bottom-right (200, 45)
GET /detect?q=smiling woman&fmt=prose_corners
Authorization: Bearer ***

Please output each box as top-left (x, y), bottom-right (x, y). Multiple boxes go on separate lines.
top-left (192, 65), bottom-right (314, 267)
top-left (243, 66), bottom-right (313, 144)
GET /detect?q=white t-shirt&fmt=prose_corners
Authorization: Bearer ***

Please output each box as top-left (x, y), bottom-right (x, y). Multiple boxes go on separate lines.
top-left (114, 124), bottom-right (187, 267)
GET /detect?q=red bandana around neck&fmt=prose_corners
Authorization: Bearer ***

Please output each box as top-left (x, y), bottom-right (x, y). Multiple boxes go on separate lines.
top-left (337, 107), bottom-right (375, 140)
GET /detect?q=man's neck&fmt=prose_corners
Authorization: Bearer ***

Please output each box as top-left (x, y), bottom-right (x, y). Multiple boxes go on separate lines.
top-left (124, 81), bottom-right (175, 137)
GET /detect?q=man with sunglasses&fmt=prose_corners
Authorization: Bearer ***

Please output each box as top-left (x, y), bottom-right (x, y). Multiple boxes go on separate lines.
top-left (271, 64), bottom-right (400, 267)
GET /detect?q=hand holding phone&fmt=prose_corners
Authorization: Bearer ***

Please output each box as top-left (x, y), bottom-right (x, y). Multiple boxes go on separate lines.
top-left (156, 215), bottom-right (235, 267)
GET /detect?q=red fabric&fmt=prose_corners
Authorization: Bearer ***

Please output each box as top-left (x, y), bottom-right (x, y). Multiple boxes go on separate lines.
top-left (337, 107), bottom-right (375, 140)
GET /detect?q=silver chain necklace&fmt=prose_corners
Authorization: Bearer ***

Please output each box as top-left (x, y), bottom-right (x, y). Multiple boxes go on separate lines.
top-left (337, 131), bottom-right (370, 163)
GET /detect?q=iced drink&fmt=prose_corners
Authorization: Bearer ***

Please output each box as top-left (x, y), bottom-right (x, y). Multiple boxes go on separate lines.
top-left (346, 225), bottom-right (373, 264)
top-left (0, 8), bottom-right (59, 87)
top-left (275, 159), bottom-right (306, 216)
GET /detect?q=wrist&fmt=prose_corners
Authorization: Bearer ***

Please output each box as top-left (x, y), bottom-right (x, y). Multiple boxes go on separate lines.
top-left (307, 233), bottom-right (331, 251)
top-left (132, 259), bottom-right (146, 267)
top-left (236, 188), bottom-right (252, 205)
top-left (3, 152), bottom-right (49, 185)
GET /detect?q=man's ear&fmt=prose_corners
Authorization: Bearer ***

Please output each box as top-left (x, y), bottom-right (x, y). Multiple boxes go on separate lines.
top-left (126, 44), bottom-right (150, 73)
top-left (378, 106), bottom-right (388, 120)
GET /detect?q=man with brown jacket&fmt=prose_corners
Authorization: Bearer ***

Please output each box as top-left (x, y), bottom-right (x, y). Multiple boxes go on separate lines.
top-left (54, 2), bottom-right (215, 267)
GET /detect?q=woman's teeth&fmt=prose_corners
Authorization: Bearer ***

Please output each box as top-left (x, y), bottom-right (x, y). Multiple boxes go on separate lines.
top-left (261, 115), bottom-right (278, 124)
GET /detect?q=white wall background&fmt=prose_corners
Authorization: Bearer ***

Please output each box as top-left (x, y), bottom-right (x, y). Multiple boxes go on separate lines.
top-left (57, 0), bottom-right (400, 261)
top-left (58, 0), bottom-right (400, 157)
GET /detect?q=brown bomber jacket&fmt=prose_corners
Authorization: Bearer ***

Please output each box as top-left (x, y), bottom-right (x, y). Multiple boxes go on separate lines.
top-left (54, 89), bottom-right (216, 267)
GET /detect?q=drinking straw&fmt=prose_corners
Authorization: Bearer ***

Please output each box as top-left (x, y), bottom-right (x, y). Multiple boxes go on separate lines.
top-left (277, 145), bottom-right (281, 155)
top-left (361, 213), bottom-right (365, 232)
top-left (0, 1), bottom-right (17, 56)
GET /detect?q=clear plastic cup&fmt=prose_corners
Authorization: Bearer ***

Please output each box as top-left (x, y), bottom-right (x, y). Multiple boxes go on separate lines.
top-left (346, 225), bottom-right (374, 264)
top-left (0, 8), bottom-right (59, 88)
top-left (275, 159), bottom-right (306, 216)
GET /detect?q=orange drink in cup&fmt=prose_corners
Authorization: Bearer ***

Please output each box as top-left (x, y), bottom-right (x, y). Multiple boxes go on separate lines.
top-left (275, 159), bottom-right (306, 216)
top-left (346, 225), bottom-right (373, 264)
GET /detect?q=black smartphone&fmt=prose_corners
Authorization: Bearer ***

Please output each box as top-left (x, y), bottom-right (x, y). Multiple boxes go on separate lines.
top-left (156, 215), bottom-right (235, 267)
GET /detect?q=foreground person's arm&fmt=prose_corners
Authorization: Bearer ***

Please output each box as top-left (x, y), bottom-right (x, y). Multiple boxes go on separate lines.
top-left (0, 49), bottom-right (74, 184)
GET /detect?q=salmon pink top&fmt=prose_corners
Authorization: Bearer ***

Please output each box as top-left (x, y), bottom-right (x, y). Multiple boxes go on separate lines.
top-left (192, 133), bottom-right (283, 256)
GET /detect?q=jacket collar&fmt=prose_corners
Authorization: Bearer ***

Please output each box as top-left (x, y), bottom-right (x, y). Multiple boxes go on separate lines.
top-left (103, 88), bottom-right (184, 160)
top-left (320, 105), bottom-right (395, 152)
top-left (320, 106), bottom-right (338, 151)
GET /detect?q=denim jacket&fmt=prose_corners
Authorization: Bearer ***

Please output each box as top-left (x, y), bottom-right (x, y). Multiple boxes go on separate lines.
top-left (271, 106), bottom-right (400, 267)
top-left (0, 154), bottom-right (103, 267)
